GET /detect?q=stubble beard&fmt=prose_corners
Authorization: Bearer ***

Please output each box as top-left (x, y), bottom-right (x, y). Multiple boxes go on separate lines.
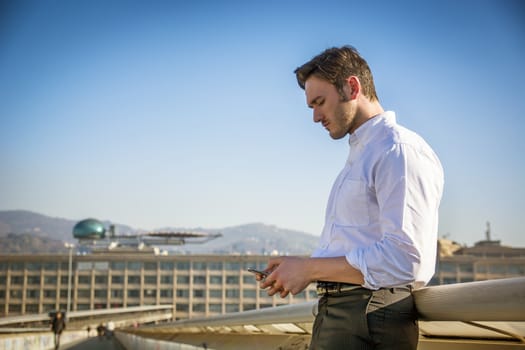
top-left (329, 102), bottom-right (355, 140)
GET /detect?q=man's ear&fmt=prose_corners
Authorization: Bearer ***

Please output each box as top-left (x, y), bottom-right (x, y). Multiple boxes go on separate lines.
top-left (345, 76), bottom-right (360, 100)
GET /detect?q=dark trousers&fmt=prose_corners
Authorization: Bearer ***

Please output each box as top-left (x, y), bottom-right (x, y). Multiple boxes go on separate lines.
top-left (309, 287), bottom-right (418, 350)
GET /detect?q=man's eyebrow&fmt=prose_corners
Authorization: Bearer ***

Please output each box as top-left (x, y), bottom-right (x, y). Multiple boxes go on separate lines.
top-left (307, 96), bottom-right (322, 108)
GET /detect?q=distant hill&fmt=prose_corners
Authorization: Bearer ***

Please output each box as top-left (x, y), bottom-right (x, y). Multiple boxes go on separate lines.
top-left (166, 223), bottom-right (320, 255)
top-left (0, 210), bottom-right (133, 243)
top-left (0, 210), bottom-right (77, 242)
top-left (0, 232), bottom-right (69, 254)
top-left (0, 210), bottom-right (319, 255)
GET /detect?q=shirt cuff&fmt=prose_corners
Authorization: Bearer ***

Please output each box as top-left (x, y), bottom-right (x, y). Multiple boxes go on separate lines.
top-left (345, 250), bottom-right (379, 290)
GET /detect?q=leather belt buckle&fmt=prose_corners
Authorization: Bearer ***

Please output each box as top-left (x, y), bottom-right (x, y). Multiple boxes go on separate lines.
top-left (316, 282), bottom-right (361, 296)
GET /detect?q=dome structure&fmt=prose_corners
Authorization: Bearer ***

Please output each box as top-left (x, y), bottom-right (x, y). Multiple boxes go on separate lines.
top-left (72, 218), bottom-right (106, 239)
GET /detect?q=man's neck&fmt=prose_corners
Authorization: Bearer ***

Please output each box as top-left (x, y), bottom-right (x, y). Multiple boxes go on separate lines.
top-left (351, 100), bottom-right (384, 134)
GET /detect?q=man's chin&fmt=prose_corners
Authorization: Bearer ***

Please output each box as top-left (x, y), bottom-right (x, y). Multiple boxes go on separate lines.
top-left (329, 130), bottom-right (347, 140)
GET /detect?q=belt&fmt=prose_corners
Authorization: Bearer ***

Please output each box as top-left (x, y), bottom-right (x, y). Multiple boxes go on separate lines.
top-left (316, 281), bottom-right (363, 296)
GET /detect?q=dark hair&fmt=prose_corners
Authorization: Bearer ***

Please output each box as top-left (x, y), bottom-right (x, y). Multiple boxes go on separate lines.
top-left (294, 45), bottom-right (379, 102)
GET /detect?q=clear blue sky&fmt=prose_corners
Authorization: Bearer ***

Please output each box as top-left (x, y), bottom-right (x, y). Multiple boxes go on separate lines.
top-left (1, 0), bottom-right (524, 247)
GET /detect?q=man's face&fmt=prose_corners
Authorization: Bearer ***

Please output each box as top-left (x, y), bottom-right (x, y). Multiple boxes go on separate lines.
top-left (305, 75), bottom-right (356, 139)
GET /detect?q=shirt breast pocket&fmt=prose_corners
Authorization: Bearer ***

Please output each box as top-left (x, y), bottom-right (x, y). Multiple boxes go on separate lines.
top-left (334, 179), bottom-right (370, 226)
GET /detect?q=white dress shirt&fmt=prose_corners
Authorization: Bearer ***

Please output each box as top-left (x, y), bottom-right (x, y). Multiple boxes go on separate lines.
top-left (312, 111), bottom-right (444, 290)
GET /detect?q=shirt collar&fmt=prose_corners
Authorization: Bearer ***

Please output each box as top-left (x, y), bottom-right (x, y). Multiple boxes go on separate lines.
top-left (348, 111), bottom-right (396, 147)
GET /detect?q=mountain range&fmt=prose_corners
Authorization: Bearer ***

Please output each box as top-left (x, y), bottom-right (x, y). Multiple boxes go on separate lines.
top-left (0, 210), bottom-right (320, 255)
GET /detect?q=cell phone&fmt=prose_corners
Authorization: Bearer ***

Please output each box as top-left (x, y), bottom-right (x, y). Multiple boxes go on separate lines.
top-left (247, 268), bottom-right (269, 277)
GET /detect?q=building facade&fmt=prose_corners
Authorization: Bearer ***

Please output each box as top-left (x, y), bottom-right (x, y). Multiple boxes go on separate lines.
top-left (2, 239), bottom-right (525, 319)
top-left (430, 239), bottom-right (525, 285)
top-left (0, 252), bottom-right (318, 318)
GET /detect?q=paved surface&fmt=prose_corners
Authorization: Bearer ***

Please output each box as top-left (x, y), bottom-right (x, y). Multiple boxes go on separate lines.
top-left (62, 336), bottom-right (126, 350)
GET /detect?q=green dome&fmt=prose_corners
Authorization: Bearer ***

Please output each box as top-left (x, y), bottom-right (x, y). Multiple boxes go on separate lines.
top-left (73, 218), bottom-right (106, 239)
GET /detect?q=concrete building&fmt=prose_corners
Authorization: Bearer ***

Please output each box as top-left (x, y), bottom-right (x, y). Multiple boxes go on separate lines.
top-left (431, 238), bottom-right (525, 285)
top-left (0, 251), bottom-right (318, 318)
top-left (2, 238), bottom-right (525, 319)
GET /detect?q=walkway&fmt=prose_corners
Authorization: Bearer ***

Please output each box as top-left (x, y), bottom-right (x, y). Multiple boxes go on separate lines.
top-left (62, 335), bottom-right (126, 350)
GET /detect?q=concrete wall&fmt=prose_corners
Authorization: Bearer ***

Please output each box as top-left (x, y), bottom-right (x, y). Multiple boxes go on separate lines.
top-left (0, 330), bottom-right (86, 350)
top-left (115, 332), bottom-right (207, 350)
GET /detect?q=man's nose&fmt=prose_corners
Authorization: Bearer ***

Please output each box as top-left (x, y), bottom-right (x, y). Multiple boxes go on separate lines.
top-left (313, 109), bottom-right (323, 123)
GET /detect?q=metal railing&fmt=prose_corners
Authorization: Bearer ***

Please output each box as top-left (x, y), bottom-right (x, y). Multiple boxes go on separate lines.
top-left (124, 277), bottom-right (525, 344)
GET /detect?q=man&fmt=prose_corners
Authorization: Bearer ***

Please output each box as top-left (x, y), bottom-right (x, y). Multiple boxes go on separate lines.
top-left (260, 46), bottom-right (444, 349)
top-left (50, 310), bottom-right (66, 349)
top-left (97, 323), bottom-right (106, 340)
top-left (106, 320), bottom-right (115, 338)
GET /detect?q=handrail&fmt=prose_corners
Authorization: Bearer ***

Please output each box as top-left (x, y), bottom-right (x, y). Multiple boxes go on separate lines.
top-left (414, 277), bottom-right (525, 321)
top-left (139, 277), bottom-right (525, 332)
top-left (0, 304), bottom-right (173, 326)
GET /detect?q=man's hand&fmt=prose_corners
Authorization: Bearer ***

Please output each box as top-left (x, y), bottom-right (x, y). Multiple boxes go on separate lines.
top-left (258, 256), bottom-right (365, 298)
top-left (259, 256), bottom-right (313, 298)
